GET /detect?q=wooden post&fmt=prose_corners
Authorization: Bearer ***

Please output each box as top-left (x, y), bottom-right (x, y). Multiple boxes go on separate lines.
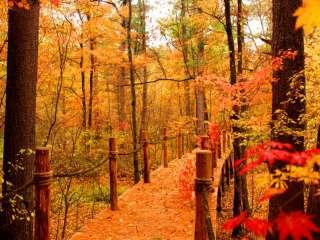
top-left (141, 131), bottom-right (150, 183)
top-left (177, 129), bottom-right (183, 159)
top-left (35, 147), bottom-right (52, 240)
top-left (109, 138), bottom-right (118, 210)
top-left (194, 150), bottom-right (214, 240)
top-left (163, 128), bottom-right (168, 168)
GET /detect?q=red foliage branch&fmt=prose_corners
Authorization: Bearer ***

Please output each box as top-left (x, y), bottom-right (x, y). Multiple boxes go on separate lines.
top-left (235, 141), bottom-right (320, 175)
top-left (223, 211), bottom-right (320, 239)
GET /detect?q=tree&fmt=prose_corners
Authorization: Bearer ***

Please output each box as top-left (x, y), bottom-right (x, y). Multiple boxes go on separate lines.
top-left (180, 0), bottom-right (192, 118)
top-left (127, 0), bottom-right (140, 183)
top-left (137, 0), bottom-right (149, 133)
top-left (268, 0), bottom-right (305, 237)
top-left (0, 1), bottom-right (40, 239)
top-left (222, 0), bottom-right (248, 236)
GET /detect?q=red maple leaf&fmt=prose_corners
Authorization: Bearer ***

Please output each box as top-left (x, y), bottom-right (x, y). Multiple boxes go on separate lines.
top-left (237, 141), bottom-right (320, 175)
top-left (243, 218), bottom-right (270, 237)
top-left (275, 211), bottom-right (320, 240)
top-left (223, 212), bottom-right (247, 232)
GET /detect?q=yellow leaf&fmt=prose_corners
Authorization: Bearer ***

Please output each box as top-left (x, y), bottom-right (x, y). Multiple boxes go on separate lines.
top-left (295, 0), bottom-right (320, 33)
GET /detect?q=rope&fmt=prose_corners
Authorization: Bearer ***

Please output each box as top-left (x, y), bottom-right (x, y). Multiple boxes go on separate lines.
top-left (53, 158), bottom-right (108, 178)
top-left (118, 145), bottom-right (142, 155)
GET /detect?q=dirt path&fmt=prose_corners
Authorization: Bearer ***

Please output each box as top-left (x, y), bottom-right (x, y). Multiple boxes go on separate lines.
top-left (70, 153), bottom-right (196, 240)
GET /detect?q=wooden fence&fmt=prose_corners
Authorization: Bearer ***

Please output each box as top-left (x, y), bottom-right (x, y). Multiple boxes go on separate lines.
top-left (33, 127), bottom-right (193, 240)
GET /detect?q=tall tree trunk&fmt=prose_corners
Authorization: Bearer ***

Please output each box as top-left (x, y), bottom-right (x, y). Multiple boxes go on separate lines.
top-left (138, 0), bottom-right (148, 133)
top-left (79, 34), bottom-right (87, 129)
top-left (118, 64), bottom-right (126, 130)
top-left (195, 37), bottom-right (207, 135)
top-left (0, 2), bottom-right (39, 239)
top-left (118, 1), bottom-right (127, 130)
top-left (268, 0), bottom-right (305, 238)
top-left (223, 0), bottom-right (245, 235)
top-left (237, 0), bottom-right (243, 75)
top-left (180, 0), bottom-right (192, 117)
top-left (224, 0), bottom-right (237, 85)
top-left (237, 0), bottom-right (250, 213)
top-left (127, 0), bottom-right (140, 183)
top-left (88, 36), bottom-right (95, 128)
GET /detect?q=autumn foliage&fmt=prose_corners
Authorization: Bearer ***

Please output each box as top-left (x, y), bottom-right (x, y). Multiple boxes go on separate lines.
top-left (224, 211), bottom-right (320, 239)
top-left (235, 141), bottom-right (320, 175)
top-left (178, 158), bottom-right (195, 201)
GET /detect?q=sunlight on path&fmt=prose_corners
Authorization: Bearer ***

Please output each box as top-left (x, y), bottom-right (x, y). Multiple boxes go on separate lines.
top-left (70, 154), bottom-right (195, 240)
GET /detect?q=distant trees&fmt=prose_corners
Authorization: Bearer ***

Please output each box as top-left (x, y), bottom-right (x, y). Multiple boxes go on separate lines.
top-left (0, 1), bottom-right (40, 239)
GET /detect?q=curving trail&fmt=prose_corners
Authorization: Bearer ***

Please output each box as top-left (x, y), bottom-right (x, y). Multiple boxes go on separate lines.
top-left (70, 153), bottom-right (195, 240)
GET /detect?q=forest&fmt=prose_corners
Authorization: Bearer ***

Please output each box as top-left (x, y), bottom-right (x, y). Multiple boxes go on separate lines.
top-left (0, 0), bottom-right (320, 239)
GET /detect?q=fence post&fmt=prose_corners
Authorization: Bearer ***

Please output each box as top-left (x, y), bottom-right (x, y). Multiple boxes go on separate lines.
top-left (163, 128), bottom-right (168, 168)
top-left (141, 130), bottom-right (150, 183)
top-left (109, 138), bottom-right (118, 210)
top-left (195, 150), bottom-right (214, 240)
top-left (177, 129), bottom-right (183, 159)
top-left (35, 147), bottom-right (52, 240)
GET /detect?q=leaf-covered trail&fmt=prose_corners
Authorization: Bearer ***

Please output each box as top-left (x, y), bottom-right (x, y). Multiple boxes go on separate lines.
top-left (70, 153), bottom-right (195, 240)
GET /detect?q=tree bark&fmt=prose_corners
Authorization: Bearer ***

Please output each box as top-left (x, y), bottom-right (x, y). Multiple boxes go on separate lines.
top-left (180, 0), bottom-right (192, 117)
top-left (223, 0), bottom-right (246, 235)
top-left (0, 2), bottom-right (39, 239)
top-left (138, 0), bottom-right (148, 133)
top-left (79, 34), bottom-right (87, 129)
top-left (88, 36), bottom-right (96, 129)
top-left (118, 2), bottom-right (127, 130)
top-left (127, 0), bottom-right (140, 183)
top-left (224, 0), bottom-right (237, 85)
top-left (237, 0), bottom-right (250, 214)
top-left (268, 0), bottom-right (305, 238)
